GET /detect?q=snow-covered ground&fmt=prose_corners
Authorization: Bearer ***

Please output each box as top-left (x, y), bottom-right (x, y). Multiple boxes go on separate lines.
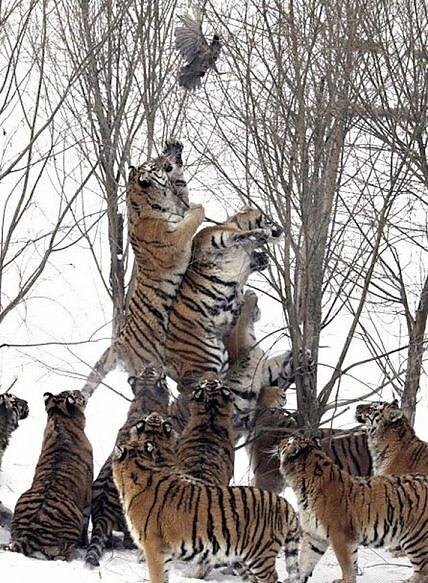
top-left (0, 369), bottom-right (418, 583)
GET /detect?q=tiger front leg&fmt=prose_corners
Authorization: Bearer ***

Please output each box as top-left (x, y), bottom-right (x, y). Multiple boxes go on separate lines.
top-left (173, 204), bottom-right (205, 245)
top-left (143, 538), bottom-right (171, 583)
top-left (329, 533), bottom-right (358, 583)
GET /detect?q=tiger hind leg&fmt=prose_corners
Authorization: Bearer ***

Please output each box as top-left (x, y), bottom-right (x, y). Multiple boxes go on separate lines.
top-left (143, 538), bottom-right (170, 583)
top-left (299, 532), bottom-right (329, 582)
top-left (85, 522), bottom-right (112, 567)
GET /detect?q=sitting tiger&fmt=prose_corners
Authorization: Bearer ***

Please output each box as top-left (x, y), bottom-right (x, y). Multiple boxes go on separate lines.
top-left (279, 436), bottom-right (428, 583)
top-left (113, 415), bottom-right (301, 583)
top-left (0, 392), bottom-right (29, 468)
top-left (85, 367), bottom-right (171, 567)
top-left (81, 139), bottom-right (204, 398)
top-left (10, 390), bottom-right (93, 560)
top-left (165, 207), bottom-right (283, 382)
top-left (248, 387), bottom-right (371, 493)
top-left (177, 374), bottom-right (235, 486)
top-left (356, 399), bottom-right (428, 476)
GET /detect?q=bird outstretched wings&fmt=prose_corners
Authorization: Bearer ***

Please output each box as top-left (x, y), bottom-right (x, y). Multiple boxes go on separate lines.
top-left (175, 7), bottom-right (222, 91)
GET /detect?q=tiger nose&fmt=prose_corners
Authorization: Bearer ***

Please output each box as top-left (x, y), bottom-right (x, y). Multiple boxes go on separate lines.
top-left (138, 175), bottom-right (151, 188)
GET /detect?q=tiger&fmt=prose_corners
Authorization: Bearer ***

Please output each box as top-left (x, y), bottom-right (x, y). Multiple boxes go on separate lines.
top-left (248, 387), bottom-right (372, 493)
top-left (85, 367), bottom-right (171, 567)
top-left (165, 207), bottom-right (283, 382)
top-left (279, 435), bottom-right (428, 583)
top-left (81, 138), bottom-right (205, 398)
top-left (0, 392), bottom-right (29, 468)
top-left (0, 502), bottom-right (13, 529)
top-left (112, 416), bottom-right (301, 583)
top-left (9, 390), bottom-right (93, 560)
top-left (224, 289), bottom-right (309, 441)
top-left (355, 399), bottom-right (428, 476)
top-left (177, 374), bottom-right (235, 486)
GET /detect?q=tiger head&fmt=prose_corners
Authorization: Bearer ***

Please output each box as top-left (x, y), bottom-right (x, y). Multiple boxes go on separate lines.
top-left (127, 366), bottom-right (170, 414)
top-left (355, 401), bottom-right (381, 424)
top-left (127, 149), bottom-right (188, 219)
top-left (278, 436), bottom-right (324, 481)
top-left (114, 412), bottom-right (174, 469)
top-left (229, 206), bottom-right (283, 241)
top-left (359, 400), bottom-right (405, 437)
top-left (43, 390), bottom-right (87, 418)
top-left (189, 374), bottom-right (233, 416)
top-left (0, 393), bottom-right (29, 422)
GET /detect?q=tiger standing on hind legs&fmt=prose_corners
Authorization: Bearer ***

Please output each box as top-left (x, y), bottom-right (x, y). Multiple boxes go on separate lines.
top-left (279, 436), bottom-right (428, 583)
top-left (165, 207), bottom-right (283, 382)
top-left (113, 417), bottom-right (301, 583)
top-left (81, 138), bottom-right (204, 398)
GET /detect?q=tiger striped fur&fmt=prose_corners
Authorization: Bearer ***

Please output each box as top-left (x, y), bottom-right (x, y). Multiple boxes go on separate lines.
top-left (0, 392), bottom-right (29, 469)
top-left (112, 417), bottom-right (301, 583)
top-left (81, 139), bottom-right (204, 398)
top-left (10, 390), bottom-right (93, 560)
top-left (224, 289), bottom-right (300, 440)
top-left (356, 399), bottom-right (428, 476)
top-left (177, 374), bottom-right (235, 485)
top-left (165, 208), bottom-right (283, 382)
top-left (248, 387), bottom-right (371, 493)
top-left (279, 436), bottom-right (428, 583)
top-left (85, 367), bottom-right (171, 567)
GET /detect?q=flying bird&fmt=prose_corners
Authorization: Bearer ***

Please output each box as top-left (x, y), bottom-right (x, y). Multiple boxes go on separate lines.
top-left (175, 7), bottom-right (222, 91)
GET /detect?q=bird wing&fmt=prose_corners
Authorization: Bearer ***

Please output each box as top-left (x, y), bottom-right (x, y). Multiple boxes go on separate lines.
top-left (175, 8), bottom-right (209, 63)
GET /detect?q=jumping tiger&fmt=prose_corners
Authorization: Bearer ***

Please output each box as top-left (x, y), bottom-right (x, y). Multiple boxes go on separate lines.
top-left (165, 207), bottom-right (283, 383)
top-left (279, 435), bottom-right (428, 583)
top-left (10, 390), bottom-right (93, 560)
top-left (81, 139), bottom-right (204, 398)
top-left (85, 367), bottom-right (171, 567)
top-left (112, 415), bottom-right (301, 583)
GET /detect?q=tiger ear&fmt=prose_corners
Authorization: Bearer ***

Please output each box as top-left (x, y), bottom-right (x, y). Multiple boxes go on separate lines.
top-left (391, 399), bottom-right (400, 408)
top-left (162, 421), bottom-right (172, 436)
top-left (66, 394), bottom-right (76, 405)
top-left (387, 408), bottom-right (403, 424)
top-left (192, 388), bottom-right (204, 401)
top-left (113, 445), bottom-right (127, 462)
top-left (313, 436), bottom-right (322, 448)
top-left (43, 392), bottom-right (53, 404)
top-left (128, 165), bottom-right (136, 181)
top-left (127, 376), bottom-right (138, 394)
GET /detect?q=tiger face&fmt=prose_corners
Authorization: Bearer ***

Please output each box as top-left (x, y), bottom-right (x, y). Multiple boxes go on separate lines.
top-left (190, 375), bottom-right (233, 415)
top-left (114, 413), bottom-right (174, 468)
top-left (127, 154), bottom-right (187, 219)
top-left (43, 390), bottom-right (87, 417)
top-left (362, 400), bottom-right (403, 435)
top-left (128, 366), bottom-right (170, 400)
top-left (355, 401), bottom-right (382, 424)
top-left (0, 393), bottom-right (29, 421)
top-left (278, 435), bottom-right (317, 464)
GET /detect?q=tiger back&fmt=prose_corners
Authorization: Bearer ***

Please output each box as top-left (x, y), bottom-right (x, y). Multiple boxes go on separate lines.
top-left (10, 390), bottom-right (93, 560)
top-left (112, 418), bottom-right (301, 583)
top-left (85, 367), bottom-right (171, 567)
top-left (356, 399), bottom-right (428, 476)
top-left (165, 207), bottom-right (282, 382)
top-left (177, 374), bottom-right (235, 486)
top-left (279, 436), bottom-right (428, 583)
top-left (0, 392), bottom-right (29, 469)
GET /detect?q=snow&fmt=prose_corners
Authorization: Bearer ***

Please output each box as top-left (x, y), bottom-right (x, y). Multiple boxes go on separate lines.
top-left (0, 369), bottom-right (417, 582)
